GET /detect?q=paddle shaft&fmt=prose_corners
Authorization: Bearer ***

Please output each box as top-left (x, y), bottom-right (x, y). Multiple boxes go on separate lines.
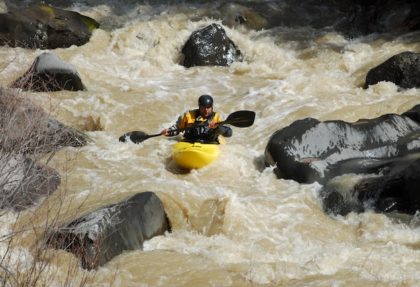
top-left (147, 133), bottom-right (164, 139)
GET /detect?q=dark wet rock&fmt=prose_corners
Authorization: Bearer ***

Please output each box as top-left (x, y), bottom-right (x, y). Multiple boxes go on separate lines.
top-left (320, 157), bottom-right (420, 215)
top-left (3, 1), bottom-right (418, 37)
top-left (402, 104), bottom-right (420, 124)
top-left (0, 4), bottom-right (99, 49)
top-left (11, 52), bottom-right (85, 92)
top-left (364, 52), bottom-right (420, 89)
top-left (338, 0), bottom-right (420, 36)
top-left (211, 0), bottom-right (420, 36)
top-left (264, 114), bottom-right (420, 184)
top-left (350, 1), bottom-right (417, 36)
top-left (205, 1), bottom-right (348, 31)
top-left (321, 185), bottom-right (364, 216)
top-left (181, 23), bottom-right (242, 68)
top-left (0, 88), bottom-right (88, 154)
top-left (0, 154), bottom-right (60, 210)
top-left (46, 192), bottom-right (171, 270)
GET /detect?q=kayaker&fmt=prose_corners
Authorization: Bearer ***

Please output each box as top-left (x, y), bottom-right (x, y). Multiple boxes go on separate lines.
top-left (161, 95), bottom-right (232, 143)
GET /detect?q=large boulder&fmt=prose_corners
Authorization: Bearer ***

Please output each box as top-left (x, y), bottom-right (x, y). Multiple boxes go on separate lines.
top-left (0, 154), bottom-right (60, 210)
top-left (203, 0), bottom-right (419, 35)
top-left (11, 52), bottom-right (85, 92)
top-left (0, 88), bottom-right (88, 153)
top-left (335, 0), bottom-right (420, 36)
top-left (321, 156), bottom-right (420, 216)
top-left (364, 51), bottom-right (420, 89)
top-left (0, 4), bottom-right (99, 49)
top-left (402, 104), bottom-right (420, 124)
top-left (264, 114), bottom-right (420, 184)
top-left (181, 23), bottom-right (242, 68)
top-left (46, 192), bottom-right (171, 269)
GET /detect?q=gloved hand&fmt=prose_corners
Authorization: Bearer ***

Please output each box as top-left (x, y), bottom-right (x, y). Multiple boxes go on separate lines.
top-left (167, 129), bottom-right (178, 136)
top-left (161, 128), bottom-right (178, 136)
top-left (214, 125), bottom-right (232, 138)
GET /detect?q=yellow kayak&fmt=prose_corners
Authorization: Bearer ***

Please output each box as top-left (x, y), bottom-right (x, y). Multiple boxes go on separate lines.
top-left (172, 141), bottom-right (221, 169)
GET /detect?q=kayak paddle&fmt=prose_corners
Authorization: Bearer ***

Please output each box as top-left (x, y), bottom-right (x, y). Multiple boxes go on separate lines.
top-left (119, 110), bottom-right (255, 144)
top-left (119, 131), bottom-right (162, 143)
top-left (218, 110), bottom-right (255, 127)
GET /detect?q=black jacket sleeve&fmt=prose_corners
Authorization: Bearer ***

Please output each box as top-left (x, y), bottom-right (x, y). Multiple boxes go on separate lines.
top-left (218, 126), bottom-right (232, 137)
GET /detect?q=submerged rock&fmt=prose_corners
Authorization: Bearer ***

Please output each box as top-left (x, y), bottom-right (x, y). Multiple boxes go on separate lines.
top-left (199, 0), bottom-right (419, 36)
top-left (321, 156), bottom-right (420, 215)
top-left (11, 52), bottom-right (85, 92)
top-left (0, 4), bottom-right (99, 49)
top-left (364, 51), bottom-right (420, 89)
top-left (181, 23), bottom-right (242, 68)
top-left (46, 192), bottom-right (171, 269)
top-left (338, 0), bottom-right (420, 36)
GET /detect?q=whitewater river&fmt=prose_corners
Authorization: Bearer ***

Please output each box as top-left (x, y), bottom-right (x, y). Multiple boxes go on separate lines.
top-left (1, 1), bottom-right (420, 286)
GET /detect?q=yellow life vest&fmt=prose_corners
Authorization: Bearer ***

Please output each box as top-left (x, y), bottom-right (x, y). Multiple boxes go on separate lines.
top-left (177, 109), bottom-right (221, 129)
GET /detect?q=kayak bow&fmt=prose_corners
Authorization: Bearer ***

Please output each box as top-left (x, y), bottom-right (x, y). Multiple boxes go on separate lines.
top-left (172, 141), bottom-right (221, 169)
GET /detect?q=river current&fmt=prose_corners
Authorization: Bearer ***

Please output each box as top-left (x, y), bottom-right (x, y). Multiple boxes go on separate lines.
top-left (0, 1), bottom-right (420, 286)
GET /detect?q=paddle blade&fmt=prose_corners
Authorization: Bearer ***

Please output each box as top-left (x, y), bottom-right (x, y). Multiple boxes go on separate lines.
top-left (119, 131), bottom-right (151, 144)
top-left (223, 110), bottom-right (256, 127)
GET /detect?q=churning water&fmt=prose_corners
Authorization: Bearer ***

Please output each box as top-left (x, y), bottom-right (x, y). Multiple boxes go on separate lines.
top-left (0, 1), bottom-right (420, 286)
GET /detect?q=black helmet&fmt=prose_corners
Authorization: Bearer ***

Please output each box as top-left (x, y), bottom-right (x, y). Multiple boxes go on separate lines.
top-left (198, 95), bottom-right (213, 107)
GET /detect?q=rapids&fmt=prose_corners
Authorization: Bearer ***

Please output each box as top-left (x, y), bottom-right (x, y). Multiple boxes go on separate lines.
top-left (0, 1), bottom-right (419, 286)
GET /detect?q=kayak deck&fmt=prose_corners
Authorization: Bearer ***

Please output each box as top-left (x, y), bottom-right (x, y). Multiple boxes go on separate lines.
top-left (172, 141), bottom-right (220, 169)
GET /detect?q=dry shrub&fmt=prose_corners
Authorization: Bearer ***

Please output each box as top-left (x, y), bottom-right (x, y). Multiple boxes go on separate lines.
top-left (0, 87), bottom-right (97, 286)
top-left (0, 214), bottom-right (98, 287)
top-left (0, 88), bottom-right (88, 155)
top-left (0, 87), bottom-right (88, 210)
top-left (0, 154), bottom-right (60, 210)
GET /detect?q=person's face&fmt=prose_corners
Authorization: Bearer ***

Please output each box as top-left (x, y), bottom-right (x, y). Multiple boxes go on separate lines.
top-left (199, 105), bottom-right (213, 118)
